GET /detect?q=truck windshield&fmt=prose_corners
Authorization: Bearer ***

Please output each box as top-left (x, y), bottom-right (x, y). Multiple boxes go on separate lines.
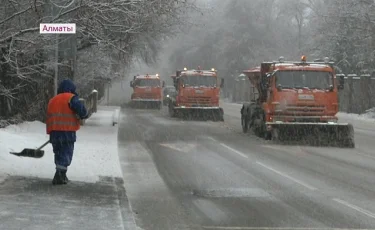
top-left (182, 75), bottom-right (217, 87)
top-left (134, 79), bottom-right (160, 87)
top-left (275, 71), bottom-right (333, 89)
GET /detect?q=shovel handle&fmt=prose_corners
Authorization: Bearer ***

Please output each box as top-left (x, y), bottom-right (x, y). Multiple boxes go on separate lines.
top-left (37, 140), bottom-right (50, 151)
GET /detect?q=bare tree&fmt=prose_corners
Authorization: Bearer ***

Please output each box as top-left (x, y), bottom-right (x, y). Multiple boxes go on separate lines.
top-left (0, 0), bottom-right (197, 122)
top-left (309, 0), bottom-right (375, 74)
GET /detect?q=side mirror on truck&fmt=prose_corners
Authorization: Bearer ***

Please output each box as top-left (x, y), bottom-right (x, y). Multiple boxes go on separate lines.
top-left (173, 79), bottom-right (178, 89)
top-left (220, 78), bottom-right (224, 88)
top-left (162, 81), bottom-right (165, 87)
top-left (130, 81), bottom-right (133, 88)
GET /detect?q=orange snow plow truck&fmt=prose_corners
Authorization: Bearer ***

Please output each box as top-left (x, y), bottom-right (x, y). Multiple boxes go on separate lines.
top-left (168, 67), bottom-right (224, 121)
top-left (240, 56), bottom-right (355, 148)
top-left (130, 74), bottom-right (165, 109)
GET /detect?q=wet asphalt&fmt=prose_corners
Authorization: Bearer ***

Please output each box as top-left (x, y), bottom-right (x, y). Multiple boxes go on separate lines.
top-left (118, 102), bottom-right (375, 230)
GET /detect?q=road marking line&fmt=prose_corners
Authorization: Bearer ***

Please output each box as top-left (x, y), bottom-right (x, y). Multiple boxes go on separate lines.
top-left (159, 143), bottom-right (197, 153)
top-left (220, 143), bottom-right (249, 158)
top-left (202, 227), bottom-right (373, 230)
top-left (256, 161), bottom-right (317, 191)
top-left (207, 136), bottom-right (217, 142)
top-left (333, 198), bottom-right (375, 219)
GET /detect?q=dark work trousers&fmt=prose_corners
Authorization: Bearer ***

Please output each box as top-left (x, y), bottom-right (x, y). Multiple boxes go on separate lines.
top-left (52, 142), bottom-right (75, 172)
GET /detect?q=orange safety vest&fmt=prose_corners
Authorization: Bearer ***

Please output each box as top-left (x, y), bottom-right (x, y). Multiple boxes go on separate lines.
top-left (46, 93), bottom-right (80, 134)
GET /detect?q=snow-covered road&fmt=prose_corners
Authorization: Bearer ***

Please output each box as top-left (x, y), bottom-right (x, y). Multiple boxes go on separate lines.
top-left (2, 102), bottom-right (375, 230)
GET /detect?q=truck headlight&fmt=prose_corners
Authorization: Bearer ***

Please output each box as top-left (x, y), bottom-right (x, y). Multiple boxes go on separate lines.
top-left (167, 95), bottom-right (170, 97)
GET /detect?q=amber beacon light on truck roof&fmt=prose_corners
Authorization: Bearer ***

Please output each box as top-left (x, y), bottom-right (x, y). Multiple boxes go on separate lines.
top-left (276, 55), bottom-right (334, 66)
top-left (180, 67), bottom-right (217, 73)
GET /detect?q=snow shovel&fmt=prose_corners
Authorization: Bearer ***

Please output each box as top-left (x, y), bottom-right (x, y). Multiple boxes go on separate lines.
top-left (10, 140), bottom-right (49, 158)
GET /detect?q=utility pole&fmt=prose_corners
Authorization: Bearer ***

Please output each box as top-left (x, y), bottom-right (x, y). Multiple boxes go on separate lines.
top-left (51, 0), bottom-right (59, 96)
top-left (44, 0), bottom-right (77, 96)
top-left (107, 80), bottom-right (110, 105)
top-left (54, 33), bottom-right (59, 95)
top-left (51, 0), bottom-right (77, 95)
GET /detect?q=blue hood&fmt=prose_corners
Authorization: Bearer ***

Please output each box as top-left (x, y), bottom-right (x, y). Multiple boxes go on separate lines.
top-left (58, 79), bottom-right (77, 95)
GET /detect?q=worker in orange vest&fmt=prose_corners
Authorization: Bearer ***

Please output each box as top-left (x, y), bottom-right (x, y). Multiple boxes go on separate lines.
top-left (46, 79), bottom-right (88, 185)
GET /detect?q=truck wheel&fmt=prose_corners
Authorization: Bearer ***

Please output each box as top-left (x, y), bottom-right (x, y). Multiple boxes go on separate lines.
top-left (264, 131), bottom-right (272, 140)
top-left (242, 116), bottom-right (250, 133)
top-left (169, 104), bottom-right (176, 117)
top-left (253, 119), bottom-right (265, 137)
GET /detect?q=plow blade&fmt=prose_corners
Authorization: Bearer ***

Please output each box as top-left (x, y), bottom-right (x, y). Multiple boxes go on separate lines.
top-left (175, 108), bottom-right (224, 121)
top-left (267, 122), bottom-right (355, 148)
top-left (130, 100), bottom-right (161, 109)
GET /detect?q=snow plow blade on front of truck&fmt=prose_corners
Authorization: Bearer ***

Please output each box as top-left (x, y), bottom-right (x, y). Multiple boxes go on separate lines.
top-left (265, 122), bottom-right (355, 148)
top-left (170, 106), bottom-right (224, 121)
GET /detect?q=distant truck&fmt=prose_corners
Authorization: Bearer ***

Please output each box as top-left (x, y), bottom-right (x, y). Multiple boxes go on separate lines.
top-left (169, 67), bottom-right (224, 121)
top-left (130, 74), bottom-right (165, 109)
top-left (240, 56), bottom-right (355, 147)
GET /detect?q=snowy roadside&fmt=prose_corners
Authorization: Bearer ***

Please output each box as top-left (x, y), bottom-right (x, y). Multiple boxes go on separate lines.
top-left (337, 110), bottom-right (375, 122)
top-left (0, 106), bottom-right (122, 183)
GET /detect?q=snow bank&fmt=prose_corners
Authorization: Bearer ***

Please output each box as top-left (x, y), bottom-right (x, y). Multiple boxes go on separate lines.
top-left (337, 108), bottom-right (375, 123)
top-left (0, 106), bottom-right (122, 183)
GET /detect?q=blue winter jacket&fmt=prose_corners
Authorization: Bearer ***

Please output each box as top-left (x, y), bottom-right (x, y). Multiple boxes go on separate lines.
top-left (49, 79), bottom-right (88, 143)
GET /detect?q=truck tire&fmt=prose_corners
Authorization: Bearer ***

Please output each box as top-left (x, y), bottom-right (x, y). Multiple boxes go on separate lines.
top-left (253, 119), bottom-right (264, 137)
top-left (241, 104), bottom-right (252, 133)
top-left (169, 103), bottom-right (176, 117)
top-left (249, 105), bottom-right (266, 138)
top-left (242, 115), bottom-right (250, 133)
top-left (264, 131), bottom-right (272, 140)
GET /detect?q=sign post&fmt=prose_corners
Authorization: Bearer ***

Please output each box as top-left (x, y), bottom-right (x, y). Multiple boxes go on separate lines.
top-left (40, 23), bottom-right (76, 95)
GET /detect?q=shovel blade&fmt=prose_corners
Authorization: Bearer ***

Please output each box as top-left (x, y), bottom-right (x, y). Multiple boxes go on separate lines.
top-left (10, 149), bottom-right (45, 158)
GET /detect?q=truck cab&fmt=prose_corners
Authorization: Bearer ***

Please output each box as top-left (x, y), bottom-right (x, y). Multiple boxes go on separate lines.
top-left (250, 56), bottom-right (344, 124)
top-left (130, 74), bottom-right (165, 109)
top-left (169, 67), bottom-right (225, 121)
top-left (241, 56), bottom-right (354, 147)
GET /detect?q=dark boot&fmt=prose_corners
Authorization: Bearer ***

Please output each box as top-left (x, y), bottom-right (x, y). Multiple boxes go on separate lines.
top-left (62, 171), bottom-right (69, 182)
top-left (52, 170), bottom-right (67, 185)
